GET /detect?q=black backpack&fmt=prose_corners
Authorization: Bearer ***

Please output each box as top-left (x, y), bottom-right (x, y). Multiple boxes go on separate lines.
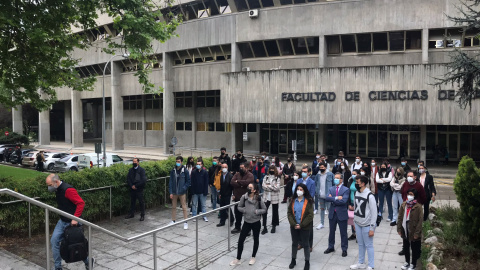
top-left (60, 225), bottom-right (89, 263)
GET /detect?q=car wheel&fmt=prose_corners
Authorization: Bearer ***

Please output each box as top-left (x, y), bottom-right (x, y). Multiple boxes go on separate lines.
top-left (47, 163), bottom-right (54, 171)
top-left (70, 167), bottom-right (78, 171)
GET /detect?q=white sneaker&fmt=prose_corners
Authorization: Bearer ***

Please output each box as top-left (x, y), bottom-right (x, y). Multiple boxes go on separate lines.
top-left (367, 267), bottom-right (374, 270)
top-left (314, 210), bottom-right (318, 214)
top-left (230, 259), bottom-right (241, 266)
top-left (401, 263), bottom-right (410, 270)
top-left (249, 257), bottom-right (256, 265)
top-left (168, 220), bottom-right (175, 225)
top-left (386, 218), bottom-right (392, 222)
top-left (203, 216), bottom-right (208, 222)
top-left (325, 210), bottom-right (329, 215)
top-left (316, 224), bottom-right (324, 230)
top-left (184, 222), bottom-right (188, 230)
top-left (407, 266), bottom-right (416, 270)
top-left (350, 263), bottom-right (367, 269)
top-left (193, 218), bottom-right (196, 222)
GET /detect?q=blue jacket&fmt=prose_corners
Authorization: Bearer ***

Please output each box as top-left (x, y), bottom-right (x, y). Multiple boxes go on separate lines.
top-left (253, 164), bottom-right (267, 183)
top-left (314, 171), bottom-right (334, 198)
top-left (325, 185), bottom-right (350, 221)
top-left (169, 166), bottom-right (191, 195)
top-left (293, 177), bottom-right (316, 198)
top-left (190, 168), bottom-right (209, 196)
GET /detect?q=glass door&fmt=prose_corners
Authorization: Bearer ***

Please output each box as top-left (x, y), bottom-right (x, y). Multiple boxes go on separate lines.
top-left (348, 131), bottom-right (368, 157)
top-left (297, 130), bottom-right (306, 154)
top-left (279, 130), bottom-right (288, 154)
top-left (438, 133), bottom-right (459, 160)
top-left (388, 132), bottom-right (410, 158)
top-left (448, 133), bottom-right (459, 159)
top-left (307, 131), bottom-right (316, 154)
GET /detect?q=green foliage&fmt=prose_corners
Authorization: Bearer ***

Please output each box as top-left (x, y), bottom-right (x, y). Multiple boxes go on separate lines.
top-left (453, 156), bottom-right (480, 247)
top-left (0, 165), bottom-right (47, 180)
top-left (0, 131), bottom-right (29, 145)
top-left (0, 0), bottom-right (180, 111)
top-left (0, 156), bottom-right (211, 235)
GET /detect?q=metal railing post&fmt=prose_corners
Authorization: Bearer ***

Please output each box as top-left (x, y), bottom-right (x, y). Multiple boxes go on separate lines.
top-left (164, 178), bottom-right (167, 207)
top-left (153, 232), bottom-right (157, 270)
top-left (88, 226), bottom-right (93, 270)
top-left (227, 205), bottom-right (231, 251)
top-left (28, 202), bottom-right (31, 238)
top-left (45, 209), bottom-right (50, 270)
top-left (109, 186), bottom-right (112, 220)
top-left (195, 216), bottom-right (199, 269)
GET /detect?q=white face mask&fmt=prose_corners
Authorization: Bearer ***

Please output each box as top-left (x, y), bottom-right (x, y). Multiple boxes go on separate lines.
top-left (407, 195), bottom-right (414, 202)
top-left (360, 171), bottom-right (365, 176)
top-left (222, 168), bottom-right (228, 173)
top-left (371, 163), bottom-right (375, 167)
top-left (293, 175), bottom-right (299, 181)
top-left (296, 190), bottom-right (304, 197)
top-left (316, 155), bottom-right (320, 159)
top-left (341, 166), bottom-right (345, 170)
top-left (356, 159), bottom-right (360, 163)
top-left (407, 177), bottom-right (414, 183)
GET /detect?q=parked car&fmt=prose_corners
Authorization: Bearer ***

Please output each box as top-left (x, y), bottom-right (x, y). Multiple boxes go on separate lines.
top-left (22, 151), bottom-right (49, 167)
top-left (41, 152), bottom-right (69, 171)
top-left (9, 149), bottom-right (35, 165)
top-left (53, 155), bottom-right (79, 172)
top-left (0, 145), bottom-right (19, 162)
top-left (77, 153), bottom-right (131, 169)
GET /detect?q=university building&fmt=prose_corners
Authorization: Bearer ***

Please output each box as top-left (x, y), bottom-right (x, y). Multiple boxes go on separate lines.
top-left (11, 0), bottom-right (480, 162)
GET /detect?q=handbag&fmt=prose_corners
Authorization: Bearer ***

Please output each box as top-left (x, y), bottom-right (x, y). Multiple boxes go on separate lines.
top-left (347, 210), bottom-right (355, 226)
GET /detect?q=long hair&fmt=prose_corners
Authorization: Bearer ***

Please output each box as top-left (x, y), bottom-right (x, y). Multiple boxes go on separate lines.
top-left (268, 165), bottom-right (279, 177)
top-left (186, 156), bottom-right (195, 167)
top-left (340, 161), bottom-right (350, 172)
top-left (250, 183), bottom-right (261, 201)
top-left (292, 183), bottom-right (313, 203)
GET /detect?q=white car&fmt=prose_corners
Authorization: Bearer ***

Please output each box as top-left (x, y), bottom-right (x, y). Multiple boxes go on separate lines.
top-left (40, 152), bottom-right (69, 171)
top-left (77, 153), bottom-right (130, 169)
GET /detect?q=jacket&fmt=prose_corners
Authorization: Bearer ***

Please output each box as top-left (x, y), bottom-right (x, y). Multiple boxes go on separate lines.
top-left (219, 172), bottom-right (233, 201)
top-left (287, 198), bottom-right (314, 230)
top-left (376, 169), bottom-right (392, 190)
top-left (419, 173), bottom-right (436, 200)
top-left (253, 164), bottom-right (267, 183)
top-left (219, 154), bottom-right (231, 171)
top-left (390, 175), bottom-right (406, 192)
top-left (169, 166), bottom-right (191, 195)
top-left (294, 177), bottom-right (316, 198)
top-left (397, 202), bottom-right (423, 242)
top-left (401, 181), bottom-right (426, 205)
top-left (325, 185), bottom-right (350, 221)
top-left (208, 165), bottom-right (217, 186)
top-left (237, 193), bottom-right (267, 223)
top-left (262, 175), bottom-right (281, 204)
top-left (190, 168), bottom-right (209, 195)
top-left (314, 171), bottom-right (334, 199)
top-left (230, 171), bottom-right (254, 200)
top-left (127, 166), bottom-right (147, 190)
top-left (371, 166), bottom-right (379, 195)
top-left (232, 155), bottom-right (247, 173)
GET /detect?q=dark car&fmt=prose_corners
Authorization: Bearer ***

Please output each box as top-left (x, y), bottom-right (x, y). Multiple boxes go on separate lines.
top-left (9, 149), bottom-right (35, 165)
top-left (0, 145), bottom-right (19, 163)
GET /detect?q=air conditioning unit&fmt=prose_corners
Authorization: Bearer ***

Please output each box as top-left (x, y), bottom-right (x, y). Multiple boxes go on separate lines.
top-left (242, 67), bottom-right (250, 72)
top-left (249, 9), bottom-right (259, 18)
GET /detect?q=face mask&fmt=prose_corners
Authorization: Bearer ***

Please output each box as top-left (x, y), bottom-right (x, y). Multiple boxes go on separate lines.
top-left (352, 174), bottom-right (356, 179)
top-left (356, 159), bottom-right (360, 163)
top-left (419, 169), bottom-right (425, 174)
top-left (247, 188), bottom-right (253, 194)
top-left (237, 154), bottom-right (242, 158)
top-left (287, 159), bottom-right (291, 162)
top-left (401, 162), bottom-right (406, 166)
top-left (269, 171), bottom-right (275, 175)
top-left (293, 175), bottom-right (299, 181)
top-left (407, 195), bottom-right (414, 202)
top-left (258, 162), bottom-right (263, 166)
top-left (360, 171), bottom-right (365, 176)
top-left (381, 168), bottom-right (386, 172)
top-left (48, 185), bottom-right (57, 193)
top-left (334, 179), bottom-right (340, 185)
top-left (133, 163), bottom-right (138, 168)
top-left (196, 165), bottom-right (202, 170)
top-left (176, 162), bottom-right (181, 167)
top-left (262, 155), bottom-right (265, 159)
top-left (222, 168), bottom-right (228, 173)
top-left (418, 164), bottom-right (421, 168)
top-left (407, 177), bottom-right (414, 183)
top-left (355, 183), bottom-right (360, 190)
top-left (212, 161), bottom-right (217, 166)
top-left (252, 159), bottom-right (256, 162)
top-left (320, 168), bottom-right (325, 173)
top-left (296, 190), bottom-right (304, 197)
top-left (371, 163), bottom-right (375, 167)
top-left (341, 166), bottom-right (345, 170)
top-left (316, 155), bottom-right (320, 159)
top-left (301, 172), bottom-right (308, 178)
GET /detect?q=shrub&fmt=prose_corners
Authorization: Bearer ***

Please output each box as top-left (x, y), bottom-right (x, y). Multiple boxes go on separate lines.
top-left (454, 156), bottom-right (480, 247)
top-left (0, 130), bottom-right (29, 145)
top-left (0, 156), bottom-right (211, 235)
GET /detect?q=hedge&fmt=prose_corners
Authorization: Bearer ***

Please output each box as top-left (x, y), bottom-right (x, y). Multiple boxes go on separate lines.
top-left (0, 131), bottom-right (29, 145)
top-left (0, 156), bottom-right (212, 235)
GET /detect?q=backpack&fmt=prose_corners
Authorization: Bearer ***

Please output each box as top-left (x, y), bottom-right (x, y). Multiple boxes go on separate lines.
top-left (60, 225), bottom-right (89, 263)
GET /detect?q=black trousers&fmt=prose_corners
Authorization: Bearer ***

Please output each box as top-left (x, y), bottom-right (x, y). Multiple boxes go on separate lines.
top-left (37, 161), bottom-right (44, 171)
top-left (262, 201), bottom-right (279, 227)
top-left (219, 197), bottom-right (234, 224)
top-left (129, 188), bottom-right (145, 216)
top-left (291, 227), bottom-right (311, 261)
top-left (234, 201), bottom-right (243, 230)
top-left (424, 199), bottom-right (430, 221)
top-left (237, 221), bottom-right (261, 260)
top-left (328, 212), bottom-right (348, 251)
top-left (403, 235), bottom-right (421, 267)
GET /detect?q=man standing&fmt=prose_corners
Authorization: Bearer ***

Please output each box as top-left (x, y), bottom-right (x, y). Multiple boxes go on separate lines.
top-left (231, 150), bottom-right (247, 174)
top-left (315, 163), bottom-right (334, 229)
top-left (217, 162), bottom-right (235, 227)
top-left (230, 163), bottom-right (254, 233)
top-left (325, 173), bottom-right (350, 257)
top-left (125, 158), bottom-right (147, 221)
top-left (400, 158), bottom-right (411, 174)
top-left (253, 157), bottom-right (267, 194)
top-left (351, 155), bottom-right (363, 171)
top-left (401, 171), bottom-right (426, 205)
top-left (15, 146), bottom-right (22, 165)
top-left (36, 151), bottom-right (45, 171)
top-left (219, 147), bottom-right (231, 171)
top-left (191, 160), bottom-right (209, 221)
top-left (169, 156), bottom-right (191, 229)
top-left (209, 157), bottom-right (220, 209)
top-left (46, 174), bottom-right (94, 270)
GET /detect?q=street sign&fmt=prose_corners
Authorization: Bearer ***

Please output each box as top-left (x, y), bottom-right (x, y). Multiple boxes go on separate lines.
top-left (94, 143), bottom-right (102, 154)
top-left (243, 132), bottom-right (248, 141)
top-left (4, 131), bottom-right (9, 136)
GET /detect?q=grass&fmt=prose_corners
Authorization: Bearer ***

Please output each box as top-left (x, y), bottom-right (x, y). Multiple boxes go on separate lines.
top-left (0, 165), bottom-right (47, 180)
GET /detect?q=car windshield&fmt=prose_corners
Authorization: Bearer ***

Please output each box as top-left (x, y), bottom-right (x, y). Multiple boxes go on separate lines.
top-left (59, 155), bottom-right (74, 162)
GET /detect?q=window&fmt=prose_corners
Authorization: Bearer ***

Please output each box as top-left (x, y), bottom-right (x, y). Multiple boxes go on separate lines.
top-left (124, 122), bottom-right (130, 130)
top-left (389, 31), bottom-right (405, 51)
top-left (234, 0), bottom-right (249, 11)
top-left (173, 44), bottom-right (231, 65)
top-left (277, 39), bottom-right (295, 56)
top-left (357, 33), bottom-right (372, 53)
top-left (239, 37), bottom-right (318, 58)
top-left (216, 123), bottom-right (225, 132)
top-left (124, 122), bottom-right (142, 130)
top-left (406, 31), bottom-right (422, 50)
top-left (105, 98), bottom-right (111, 110)
top-left (176, 122), bottom-right (184, 131)
top-left (251, 41), bottom-right (267, 58)
top-left (326, 36), bottom-right (341, 54)
top-left (373, 32), bottom-right (388, 51)
top-left (341, 35), bottom-right (356, 53)
top-left (72, 156), bottom-right (78, 162)
top-left (185, 122), bottom-right (192, 131)
top-left (112, 155), bottom-right (123, 162)
top-left (247, 123), bottom-right (257, 132)
top-left (264, 40), bottom-right (280, 57)
top-left (146, 122), bottom-right (164, 130)
top-left (174, 92), bottom-right (193, 108)
top-left (196, 90), bottom-right (220, 107)
top-left (123, 95), bottom-right (142, 110)
top-left (197, 122), bottom-right (206, 131)
top-left (146, 94), bottom-right (162, 109)
top-left (429, 29), bottom-right (446, 48)
top-left (197, 122), bottom-right (231, 132)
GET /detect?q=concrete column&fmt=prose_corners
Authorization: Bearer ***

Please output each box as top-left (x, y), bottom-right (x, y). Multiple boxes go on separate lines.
top-left (91, 103), bottom-right (99, 138)
top-left (163, 52), bottom-right (175, 154)
top-left (420, 125), bottom-right (427, 165)
top-left (38, 109), bottom-right (50, 145)
top-left (111, 61), bottom-right (124, 150)
top-left (231, 123), bottom-right (244, 153)
top-left (71, 90), bottom-right (83, 147)
top-left (142, 95), bottom-right (146, 147)
top-left (192, 92), bottom-right (197, 148)
top-left (226, 0), bottom-right (238, 12)
top-left (12, 105), bottom-right (23, 134)
top-left (422, 29), bottom-right (429, 64)
top-left (319, 36), bottom-right (326, 68)
top-left (64, 101), bottom-right (72, 143)
top-left (256, 123), bottom-right (261, 152)
top-left (231, 43), bottom-right (242, 72)
top-left (317, 124), bottom-right (326, 154)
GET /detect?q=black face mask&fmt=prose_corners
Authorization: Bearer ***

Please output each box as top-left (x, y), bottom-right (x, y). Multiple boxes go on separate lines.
top-left (269, 171), bottom-right (275, 175)
top-left (240, 169), bottom-right (245, 175)
top-left (133, 163), bottom-right (138, 168)
top-left (247, 188), bottom-right (253, 194)
top-left (287, 159), bottom-right (291, 162)
top-left (258, 162), bottom-right (263, 166)
top-left (355, 183), bottom-right (361, 190)
top-left (381, 168), bottom-right (386, 172)
top-left (319, 168), bottom-right (326, 173)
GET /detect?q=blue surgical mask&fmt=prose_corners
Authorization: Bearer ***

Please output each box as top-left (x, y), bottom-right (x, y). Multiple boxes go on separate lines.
top-left (301, 172), bottom-right (308, 178)
top-left (176, 162), bottom-right (181, 167)
top-left (196, 165), bottom-right (202, 170)
top-left (418, 164), bottom-right (420, 168)
top-left (401, 162), bottom-right (406, 166)
top-left (334, 179), bottom-right (340, 185)
top-left (212, 161), bottom-right (217, 166)
top-left (352, 174), bottom-right (356, 179)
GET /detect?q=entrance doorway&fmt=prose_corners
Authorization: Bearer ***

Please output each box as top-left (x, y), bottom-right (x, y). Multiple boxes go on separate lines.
top-left (348, 131), bottom-right (368, 156)
top-left (438, 133), bottom-right (459, 160)
top-left (260, 126), bottom-right (318, 154)
top-left (388, 132), bottom-right (410, 158)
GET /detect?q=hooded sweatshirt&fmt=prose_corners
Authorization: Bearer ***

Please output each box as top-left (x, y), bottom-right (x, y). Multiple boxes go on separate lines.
top-left (353, 187), bottom-right (378, 228)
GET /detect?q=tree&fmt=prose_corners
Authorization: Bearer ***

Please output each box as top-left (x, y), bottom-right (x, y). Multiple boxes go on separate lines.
top-left (435, 1), bottom-right (480, 110)
top-left (0, 0), bottom-right (180, 111)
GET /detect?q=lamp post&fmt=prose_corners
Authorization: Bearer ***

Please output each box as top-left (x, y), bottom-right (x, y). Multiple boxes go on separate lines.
top-left (102, 53), bottom-right (129, 167)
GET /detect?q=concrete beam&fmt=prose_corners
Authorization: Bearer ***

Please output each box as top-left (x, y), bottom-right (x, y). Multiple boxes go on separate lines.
top-left (38, 110), bottom-right (50, 145)
top-left (422, 28), bottom-right (429, 64)
top-left (71, 90), bottom-right (83, 147)
top-left (12, 105), bottom-right (23, 134)
top-left (111, 61), bottom-right (124, 150)
top-left (319, 36), bottom-right (326, 68)
top-left (64, 101), bottom-right (72, 143)
top-left (163, 52), bottom-right (175, 154)
top-left (226, 0), bottom-right (238, 13)
top-left (231, 43), bottom-right (242, 72)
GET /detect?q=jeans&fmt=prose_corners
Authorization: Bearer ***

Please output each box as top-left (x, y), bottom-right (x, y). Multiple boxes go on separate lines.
top-left (315, 195), bottom-right (319, 210)
top-left (237, 221), bottom-right (261, 260)
top-left (392, 191), bottom-right (404, 222)
top-left (290, 227), bottom-right (310, 261)
top-left (355, 223), bottom-right (375, 269)
top-left (210, 186), bottom-right (218, 210)
top-left (378, 188), bottom-right (393, 220)
top-left (192, 194), bottom-right (206, 216)
top-left (262, 201), bottom-right (279, 227)
top-left (51, 219), bottom-right (89, 269)
top-left (318, 198), bottom-right (329, 225)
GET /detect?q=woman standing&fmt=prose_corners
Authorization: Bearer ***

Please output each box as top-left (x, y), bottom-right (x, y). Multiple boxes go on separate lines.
top-left (339, 161), bottom-right (352, 186)
top-left (418, 165), bottom-right (436, 221)
top-left (230, 183), bottom-right (266, 266)
top-left (347, 170), bottom-right (359, 240)
top-left (287, 183), bottom-right (314, 270)
top-left (376, 162), bottom-right (393, 222)
top-left (185, 156), bottom-right (195, 213)
top-left (262, 165), bottom-right (281, 234)
top-left (397, 188), bottom-right (423, 270)
top-left (390, 167), bottom-right (406, 226)
top-left (282, 156), bottom-right (296, 203)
